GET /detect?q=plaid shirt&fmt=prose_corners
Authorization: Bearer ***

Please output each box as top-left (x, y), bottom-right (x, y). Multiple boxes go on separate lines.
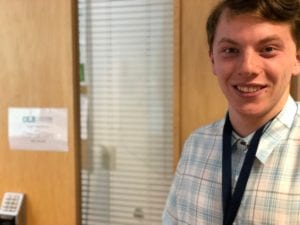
top-left (163, 96), bottom-right (300, 225)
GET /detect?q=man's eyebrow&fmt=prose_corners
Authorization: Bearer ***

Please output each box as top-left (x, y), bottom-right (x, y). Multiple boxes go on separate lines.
top-left (257, 35), bottom-right (284, 45)
top-left (216, 35), bottom-right (284, 46)
top-left (216, 38), bottom-right (238, 45)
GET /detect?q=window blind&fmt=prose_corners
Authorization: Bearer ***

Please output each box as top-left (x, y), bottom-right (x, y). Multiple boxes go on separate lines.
top-left (78, 0), bottom-right (173, 224)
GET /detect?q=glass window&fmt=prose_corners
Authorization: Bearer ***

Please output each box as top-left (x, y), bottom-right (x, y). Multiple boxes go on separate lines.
top-left (78, 0), bottom-right (174, 224)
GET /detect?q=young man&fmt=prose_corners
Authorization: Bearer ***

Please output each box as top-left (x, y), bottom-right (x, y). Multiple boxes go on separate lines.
top-left (163, 0), bottom-right (300, 224)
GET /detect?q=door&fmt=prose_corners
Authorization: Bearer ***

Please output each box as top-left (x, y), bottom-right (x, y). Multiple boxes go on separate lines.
top-left (0, 1), bottom-right (81, 224)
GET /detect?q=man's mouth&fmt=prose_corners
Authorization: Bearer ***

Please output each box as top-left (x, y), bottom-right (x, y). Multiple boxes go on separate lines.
top-left (235, 85), bottom-right (265, 93)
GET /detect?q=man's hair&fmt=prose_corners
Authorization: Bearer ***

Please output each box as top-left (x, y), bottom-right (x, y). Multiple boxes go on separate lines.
top-left (206, 0), bottom-right (300, 51)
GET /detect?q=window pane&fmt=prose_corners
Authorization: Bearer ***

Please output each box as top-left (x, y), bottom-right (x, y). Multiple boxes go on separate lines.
top-left (78, 0), bottom-right (173, 224)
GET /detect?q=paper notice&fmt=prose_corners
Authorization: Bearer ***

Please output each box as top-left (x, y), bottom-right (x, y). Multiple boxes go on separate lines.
top-left (8, 108), bottom-right (68, 151)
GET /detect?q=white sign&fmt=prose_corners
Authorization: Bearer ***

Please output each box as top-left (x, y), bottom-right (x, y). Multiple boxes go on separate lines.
top-left (8, 108), bottom-right (68, 151)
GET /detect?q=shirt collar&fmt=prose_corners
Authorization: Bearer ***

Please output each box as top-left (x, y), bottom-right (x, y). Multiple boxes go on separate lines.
top-left (232, 131), bottom-right (254, 149)
top-left (256, 96), bottom-right (298, 164)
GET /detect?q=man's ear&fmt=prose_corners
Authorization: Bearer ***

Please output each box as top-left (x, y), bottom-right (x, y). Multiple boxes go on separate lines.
top-left (209, 50), bottom-right (214, 64)
top-left (292, 49), bottom-right (300, 77)
top-left (209, 50), bottom-right (217, 75)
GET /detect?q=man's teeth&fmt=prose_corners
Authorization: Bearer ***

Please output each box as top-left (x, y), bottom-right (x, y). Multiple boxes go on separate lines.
top-left (237, 86), bottom-right (261, 93)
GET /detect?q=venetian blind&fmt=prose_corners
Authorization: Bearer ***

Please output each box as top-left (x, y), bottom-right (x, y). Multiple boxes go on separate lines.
top-left (78, 0), bottom-right (174, 224)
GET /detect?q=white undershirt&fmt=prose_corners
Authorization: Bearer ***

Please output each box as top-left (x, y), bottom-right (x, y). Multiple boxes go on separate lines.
top-left (231, 131), bottom-right (254, 190)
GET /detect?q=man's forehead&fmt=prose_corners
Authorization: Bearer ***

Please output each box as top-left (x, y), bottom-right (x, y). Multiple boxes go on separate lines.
top-left (216, 9), bottom-right (292, 35)
top-left (213, 11), bottom-right (293, 47)
top-left (219, 8), bottom-right (262, 24)
top-left (218, 7), bottom-right (292, 28)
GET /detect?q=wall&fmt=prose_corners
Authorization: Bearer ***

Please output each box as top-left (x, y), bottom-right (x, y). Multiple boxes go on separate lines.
top-left (173, 0), bottom-right (227, 166)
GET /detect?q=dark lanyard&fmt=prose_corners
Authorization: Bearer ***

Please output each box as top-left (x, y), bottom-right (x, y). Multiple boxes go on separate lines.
top-left (222, 115), bottom-right (266, 225)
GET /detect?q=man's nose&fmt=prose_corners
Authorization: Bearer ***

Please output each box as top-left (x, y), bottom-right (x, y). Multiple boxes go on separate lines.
top-left (237, 50), bottom-right (260, 76)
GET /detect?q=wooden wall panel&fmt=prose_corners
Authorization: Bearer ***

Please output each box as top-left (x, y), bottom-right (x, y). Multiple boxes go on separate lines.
top-left (173, 0), bottom-right (227, 167)
top-left (291, 76), bottom-right (300, 100)
top-left (0, 1), bottom-right (80, 224)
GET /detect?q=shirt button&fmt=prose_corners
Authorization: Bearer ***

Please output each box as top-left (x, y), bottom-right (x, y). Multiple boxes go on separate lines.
top-left (240, 140), bottom-right (246, 145)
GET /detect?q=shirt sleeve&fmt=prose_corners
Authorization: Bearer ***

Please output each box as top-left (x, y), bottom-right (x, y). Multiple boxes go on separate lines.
top-left (162, 169), bottom-right (181, 224)
top-left (162, 136), bottom-right (192, 225)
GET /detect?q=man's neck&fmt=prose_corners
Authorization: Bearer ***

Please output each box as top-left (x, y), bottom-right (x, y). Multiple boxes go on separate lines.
top-left (229, 113), bottom-right (274, 137)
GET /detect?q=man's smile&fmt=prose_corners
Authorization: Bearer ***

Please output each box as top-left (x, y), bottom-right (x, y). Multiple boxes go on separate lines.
top-left (235, 85), bottom-right (266, 93)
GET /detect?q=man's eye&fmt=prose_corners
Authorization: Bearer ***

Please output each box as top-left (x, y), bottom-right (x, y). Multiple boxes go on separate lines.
top-left (223, 48), bottom-right (239, 54)
top-left (263, 46), bottom-right (274, 52)
top-left (260, 46), bottom-right (278, 57)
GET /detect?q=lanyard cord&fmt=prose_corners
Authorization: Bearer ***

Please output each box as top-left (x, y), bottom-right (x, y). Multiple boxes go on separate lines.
top-left (222, 115), bottom-right (266, 225)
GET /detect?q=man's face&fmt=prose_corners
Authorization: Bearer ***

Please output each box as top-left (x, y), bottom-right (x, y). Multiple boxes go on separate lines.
top-left (210, 10), bottom-right (300, 122)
